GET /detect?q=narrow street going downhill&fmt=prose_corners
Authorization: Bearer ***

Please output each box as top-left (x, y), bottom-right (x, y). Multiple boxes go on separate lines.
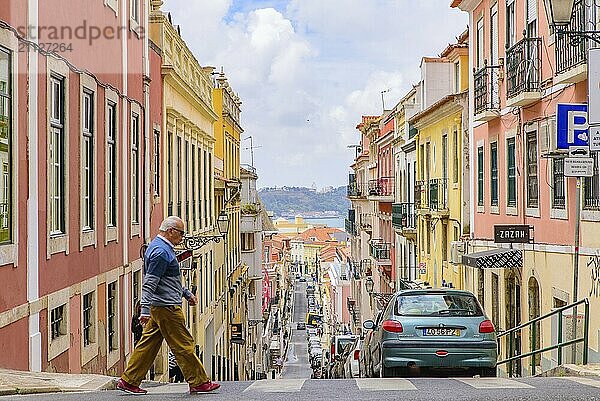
top-left (281, 280), bottom-right (313, 379)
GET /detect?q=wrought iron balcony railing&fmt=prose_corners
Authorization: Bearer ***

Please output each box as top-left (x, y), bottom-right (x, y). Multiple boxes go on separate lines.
top-left (556, 0), bottom-right (589, 75)
top-left (359, 213), bottom-right (372, 231)
top-left (347, 181), bottom-right (367, 198)
top-left (345, 218), bottom-right (357, 236)
top-left (474, 62), bottom-right (501, 115)
top-left (368, 176), bottom-right (395, 197)
top-left (415, 180), bottom-right (427, 209)
top-left (506, 36), bottom-right (542, 98)
top-left (392, 202), bottom-right (416, 229)
top-left (369, 239), bottom-right (391, 261)
top-left (429, 178), bottom-right (448, 211)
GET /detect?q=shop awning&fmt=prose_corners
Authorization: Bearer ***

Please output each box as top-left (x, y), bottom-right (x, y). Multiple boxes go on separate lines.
top-left (462, 248), bottom-right (522, 269)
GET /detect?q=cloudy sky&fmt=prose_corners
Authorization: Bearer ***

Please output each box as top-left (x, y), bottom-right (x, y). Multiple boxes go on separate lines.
top-left (162, 0), bottom-right (468, 189)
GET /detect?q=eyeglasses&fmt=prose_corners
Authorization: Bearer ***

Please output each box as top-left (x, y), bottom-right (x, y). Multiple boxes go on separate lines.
top-left (171, 227), bottom-right (186, 236)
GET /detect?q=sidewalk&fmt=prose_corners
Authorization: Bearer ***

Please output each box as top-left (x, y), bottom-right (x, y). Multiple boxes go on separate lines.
top-left (0, 368), bottom-right (116, 396)
top-left (540, 364), bottom-right (600, 378)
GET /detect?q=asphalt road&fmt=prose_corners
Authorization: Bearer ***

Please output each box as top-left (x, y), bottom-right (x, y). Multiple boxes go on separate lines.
top-left (5, 377), bottom-right (600, 401)
top-left (281, 280), bottom-right (313, 379)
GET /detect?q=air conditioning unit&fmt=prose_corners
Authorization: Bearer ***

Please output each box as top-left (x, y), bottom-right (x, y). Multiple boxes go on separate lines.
top-left (540, 116), bottom-right (564, 157)
top-left (449, 241), bottom-right (465, 265)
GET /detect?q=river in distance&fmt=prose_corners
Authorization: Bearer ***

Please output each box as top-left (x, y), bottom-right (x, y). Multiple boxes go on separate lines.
top-left (303, 216), bottom-right (345, 230)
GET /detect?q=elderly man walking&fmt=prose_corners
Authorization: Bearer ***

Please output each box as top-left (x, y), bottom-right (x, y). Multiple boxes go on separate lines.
top-left (117, 216), bottom-right (220, 394)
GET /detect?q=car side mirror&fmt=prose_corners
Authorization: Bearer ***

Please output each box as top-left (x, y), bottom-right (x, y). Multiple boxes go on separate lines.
top-left (363, 320), bottom-right (375, 330)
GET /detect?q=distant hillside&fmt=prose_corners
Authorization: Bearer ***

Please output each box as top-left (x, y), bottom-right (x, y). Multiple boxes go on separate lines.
top-left (259, 186), bottom-right (350, 217)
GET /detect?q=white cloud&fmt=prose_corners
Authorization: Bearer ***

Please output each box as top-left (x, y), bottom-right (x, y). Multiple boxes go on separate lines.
top-left (162, 0), bottom-right (467, 188)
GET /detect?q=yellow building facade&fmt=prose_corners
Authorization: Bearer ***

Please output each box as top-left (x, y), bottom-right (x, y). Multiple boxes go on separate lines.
top-left (150, 7), bottom-right (222, 380)
top-left (412, 37), bottom-right (470, 290)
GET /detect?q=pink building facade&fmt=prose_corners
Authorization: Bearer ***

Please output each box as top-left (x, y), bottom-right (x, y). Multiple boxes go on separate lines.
top-left (0, 0), bottom-right (163, 374)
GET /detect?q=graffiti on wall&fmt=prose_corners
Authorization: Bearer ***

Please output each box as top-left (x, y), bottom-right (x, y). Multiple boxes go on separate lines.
top-left (586, 253), bottom-right (600, 298)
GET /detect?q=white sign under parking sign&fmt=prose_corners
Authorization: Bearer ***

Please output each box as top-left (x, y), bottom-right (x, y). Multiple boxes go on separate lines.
top-left (565, 158), bottom-right (594, 177)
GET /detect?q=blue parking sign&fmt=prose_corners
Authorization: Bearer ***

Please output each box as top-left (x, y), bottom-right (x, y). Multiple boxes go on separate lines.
top-left (556, 104), bottom-right (589, 149)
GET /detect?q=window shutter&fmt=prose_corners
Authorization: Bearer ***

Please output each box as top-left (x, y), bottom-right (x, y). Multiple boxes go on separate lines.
top-left (527, 0), bottom-right (537, 24)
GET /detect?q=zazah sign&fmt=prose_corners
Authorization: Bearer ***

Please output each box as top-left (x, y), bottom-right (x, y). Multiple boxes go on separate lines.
top-left (556, 103), bottom-right (589, 150)
top-left (494, 225), bottom-right (532, 244)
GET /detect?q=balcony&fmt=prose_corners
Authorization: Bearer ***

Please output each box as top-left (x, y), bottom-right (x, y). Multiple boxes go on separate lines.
top-left (346, 297), bottom-right (360, 325)
top-left (474, 62), bottom-right (501, 121)
top-left (506, 36), bottom-right (542, 107)
top-left (429, 178), bottom-right (448, 212)
top-left (359, 213), bottom-right (373, 232)
top-left (415, 180), bottom-right (427, 210)
top-left (392, 202), bottom-right (417, 239)
top-left (347, 181), bottom-right (367, 198)
top-left (369, 239), bottom-right (391, 264)
top-left (368, 176), bottom-right (395, 200)
top-left (555, 0), bottom-right (589, 84)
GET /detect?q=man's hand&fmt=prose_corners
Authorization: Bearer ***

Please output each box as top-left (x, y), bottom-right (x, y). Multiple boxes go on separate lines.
top-left (139, 315), bottom-right (150, 325)
top-left (187, 294), bottom-right (198, 306)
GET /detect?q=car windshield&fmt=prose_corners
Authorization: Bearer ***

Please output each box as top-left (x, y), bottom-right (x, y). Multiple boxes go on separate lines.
top-left (395, 293), bottom-right (483, 317)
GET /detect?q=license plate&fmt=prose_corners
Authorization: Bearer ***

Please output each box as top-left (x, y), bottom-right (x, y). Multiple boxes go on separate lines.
top-left (423, 328), bottom-right (460, 336)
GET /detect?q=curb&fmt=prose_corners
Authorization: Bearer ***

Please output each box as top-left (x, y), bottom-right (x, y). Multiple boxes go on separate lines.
top-left (538, 364), bottom-right (600, 378)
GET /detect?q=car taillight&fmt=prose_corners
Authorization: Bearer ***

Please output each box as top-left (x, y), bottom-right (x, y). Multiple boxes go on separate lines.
top-left (479, 319), bottom-right (495, 333)
top-left (354, 350), bottom-right (360, 360)
top-left (382, 320), bottom-right (403, 333)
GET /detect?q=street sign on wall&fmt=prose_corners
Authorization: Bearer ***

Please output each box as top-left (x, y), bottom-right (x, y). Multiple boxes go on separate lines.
top-left (556, 103), bottom-right (589, 149)
top-left (494, 225), bottom-right (532, 243)
top-left (565, 158), bottom-right (594, 177)
top-left (590, 124), bottom-right (600, 151)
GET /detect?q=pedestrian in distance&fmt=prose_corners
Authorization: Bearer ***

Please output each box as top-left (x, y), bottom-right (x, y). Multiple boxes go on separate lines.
top-left (117, 216), bottom-right (220, 395)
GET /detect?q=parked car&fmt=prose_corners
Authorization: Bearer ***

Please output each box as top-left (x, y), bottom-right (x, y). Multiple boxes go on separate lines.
top-left (343, 338), bottom-right (363, 378)
top-left (363, 289), bottom-right (498, 378)
top-left (296, 322), bottom-right (306, 330)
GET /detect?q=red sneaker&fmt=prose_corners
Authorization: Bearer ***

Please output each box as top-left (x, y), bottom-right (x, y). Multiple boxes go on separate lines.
top-left (189, 381), bottom-right (221, 393)
top-left (116, 378), bottom-right (148, 395)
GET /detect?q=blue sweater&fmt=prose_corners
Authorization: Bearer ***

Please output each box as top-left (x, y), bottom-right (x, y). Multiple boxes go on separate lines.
top-left (140, 236), bottom-right (192, 316)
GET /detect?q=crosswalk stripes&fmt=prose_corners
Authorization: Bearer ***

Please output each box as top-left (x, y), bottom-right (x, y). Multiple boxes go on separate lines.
top-left (456, 378), bottom-right (535, 389)
top-left (243, 379), bottom-right (306, 392)
top-left (355, 378), bottom-right (417, 391)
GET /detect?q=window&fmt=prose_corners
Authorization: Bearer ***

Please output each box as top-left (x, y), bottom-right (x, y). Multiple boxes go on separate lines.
top-left (184, 140), bottom-right (188, 224)
top-left (478, 270), bottom-right (485, 309)
top-left (167, 132), bottom-right (173, 215)
top-left (49, 75), bottom-right (66, 235)
top-left (506, 0), bottom-right (516, 48)
top-left (526, 130), bottom-right (539, 208)
top-left (454, 62), bottom-right (460, 93)
top-left (177, 137), bottom-right (181, 216)
top-left (131, 113), bottom-right (139, 223)
top-left (0, 48), bottom-right (11, 243)
top-left (492, 273), bottom-right (499, 329)
top-left (130, 0), bottom-right (140, 23)
top-left (442, 134), bottom-right (448, 181)
top-left (133, 269), bottom-right (140, 310)
top-left (476, 17), bottom-right (484, 69)
top-left (83, 292), bottom-right (94, 346)
top-left (552, 158), bottom-right (566, 209)
top-left (490, 142), bottom-right (498, 206)
top-left (452, 127), bottom-right (459, 184)
top-left (106, 102), bottom-right (117, 227)
top-left (526, 0), bottom-right (537, 38)
top-left (507, 138), bottom-right (516, 207)
top-left (82, 90), bottom-right (94, 230)
top-left (584, 154), bottom-right (600, 210)
top-left (477, 146), bottom-right (484, 206)
top-left (107, 281), bottom-right (117, 351)
top-left (242, 232), bottom-right (255, 251)
top-left (153, 129), bottom-right (160, 197)
top-left (191, 144), bottom-right (196, 230)
top-left (50, 304), bottom-right (65, 340)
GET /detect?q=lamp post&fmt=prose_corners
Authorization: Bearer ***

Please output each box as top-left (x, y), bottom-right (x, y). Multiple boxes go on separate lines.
top-left (544, 0), bottom-right (600, 44)
top-left (182, 211), bottom-right (229, 250)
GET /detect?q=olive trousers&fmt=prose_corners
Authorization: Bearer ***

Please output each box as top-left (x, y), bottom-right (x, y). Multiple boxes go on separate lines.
top-left (121, 305), bottom-right (209, 387)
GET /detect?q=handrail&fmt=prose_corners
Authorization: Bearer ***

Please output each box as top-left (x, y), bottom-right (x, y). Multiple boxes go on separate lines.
top-left (496, 298), bottom-right (589, 376)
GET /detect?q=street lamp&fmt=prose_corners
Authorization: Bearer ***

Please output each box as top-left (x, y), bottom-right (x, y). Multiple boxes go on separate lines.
top-left (183, 211), bottom-right (229, 250)
top-left (365, 276), bottom-right (374, 294)
top-left (544, 0), bottom-right (600, 44)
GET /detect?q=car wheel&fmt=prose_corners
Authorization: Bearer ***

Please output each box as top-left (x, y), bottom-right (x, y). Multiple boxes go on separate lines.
top-left (480, 367), bottom-right (497, 377)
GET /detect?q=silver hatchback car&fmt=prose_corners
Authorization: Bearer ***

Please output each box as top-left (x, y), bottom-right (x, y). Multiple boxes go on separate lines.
top-left (363, 289), bottom-right (497, 377)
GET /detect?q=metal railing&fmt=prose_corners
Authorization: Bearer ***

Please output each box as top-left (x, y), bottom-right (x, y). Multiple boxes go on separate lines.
top-left (497, 298), bottom-right (590, 377)
top-left (369, 239), bottom-right (391, 261)
top-left (415, 180), bottom-right (426, 209)
top-left (360, 213), bottom-right (373, 231)
top-left (506, 36), bottom-right (542, 98)
top-left (429, 178), bottom-right (448, 211)
top-left (344, 218), bottom-right (357, 236)
top-left (555, 0), bottom-right (589, 75)
top-left (392, 202), bottom-right (416, 229)
top-left (347, 182), bottom-right (367, 198)
top-left (368, 176), bottom-right (395, 197)
top-left (474, 62), bottom-right (501, 115)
